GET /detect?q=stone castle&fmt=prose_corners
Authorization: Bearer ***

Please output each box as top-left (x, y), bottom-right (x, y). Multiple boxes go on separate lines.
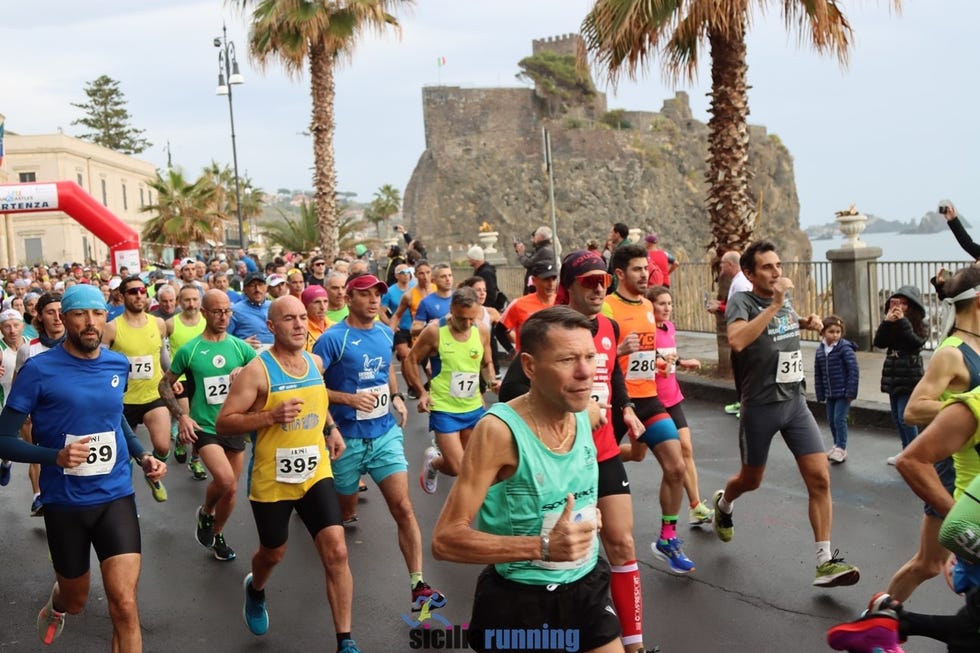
top-left (403, 34), bottom-right (808, 264)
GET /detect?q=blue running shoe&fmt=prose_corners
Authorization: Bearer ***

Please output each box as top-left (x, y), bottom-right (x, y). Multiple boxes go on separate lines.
top-left (338, 638), bottom-right (362, 653)
top-left (0, 461), bottom-right (11, 487)
top-left (242, 573), bottom-right (269, 635)
top-left (652, 538), bottom-right (695, 575)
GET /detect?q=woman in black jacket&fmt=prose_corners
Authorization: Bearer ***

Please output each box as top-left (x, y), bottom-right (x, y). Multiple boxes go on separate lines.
top-left (873, 285), bottom-right (927, 464)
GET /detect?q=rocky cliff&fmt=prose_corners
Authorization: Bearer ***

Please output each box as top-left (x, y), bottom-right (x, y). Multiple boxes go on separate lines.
top-left (403, 40), bottom-right (809, 264)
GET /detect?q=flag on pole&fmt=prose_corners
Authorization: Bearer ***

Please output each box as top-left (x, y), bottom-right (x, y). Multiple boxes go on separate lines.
top-left (437, 56), bottom-right (446, 68)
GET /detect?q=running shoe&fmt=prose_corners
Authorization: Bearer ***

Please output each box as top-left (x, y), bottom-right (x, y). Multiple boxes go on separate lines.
top-left (827, 594), bottom-right (904, 652)
top-left (342, 514), bottom-right (359, 528)
top-left (688, 500), bottom-right (714, 525)
top-left (188, 458), bottom-right (208, 481)
top-left (242, 573), bottom-right (269, 636)
top-left (338, 638), bottom-right (363, 653)
top-left (828, 447), bottom-right (848, 464)
top-left (144, 475), bottom-right (168, 502)
top-left (212, 533), bottom-right (237, 561)
top-left (36, 583), bottom-right (65, 645)
top-left (723, 402), bottom-right (740, 415)
top-left (712, 490), bottom-right (733, 542)
top-left (411, 581), bottom-right (447, 612)
top-left (652, 538), bottom-right (696, 575)
top-left (196, 506), bottom-right (215, 548)
top-left (814, 550), bottom-right (861, 587)
top-left (0, 461), bottom-right (11, 486)
top-left (420, 446), bottom-right (441, 495)
top-left (174, 441), bottom-right (188, 465)
top-left (886, 454), bottom-right (900, 466)
top-left (30, 495), bottom-right (44, 517)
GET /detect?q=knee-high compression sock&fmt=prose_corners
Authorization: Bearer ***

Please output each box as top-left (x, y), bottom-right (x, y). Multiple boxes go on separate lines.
top-left (609, 560), bottom-right (643, 647)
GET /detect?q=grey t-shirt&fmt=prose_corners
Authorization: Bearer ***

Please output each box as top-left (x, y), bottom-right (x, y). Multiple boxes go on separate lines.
top-left (726, 291), bottom-right (805, 405)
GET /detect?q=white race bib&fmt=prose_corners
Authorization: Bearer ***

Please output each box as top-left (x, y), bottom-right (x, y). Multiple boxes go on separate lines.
top-left (625, 351), bottom-right (657, 381)
top-left (449, 372), bottom-right (479, 399)
top-left (203, 375), bottom-right (230, 405)
top-left (63, 432), bottom-right (117, 477)
top-left (590, 382), bottom-right (610, 407)
top-left (535, 502), bottom-right (597, 570)
top-left (355, 384), bottom-right (389, 420)
top-left (127, 355), bottom-right (154, 380)
top-left (275, 445), bottom-right (320, 484)
top-left (776, 350), bottom-right (805, 384)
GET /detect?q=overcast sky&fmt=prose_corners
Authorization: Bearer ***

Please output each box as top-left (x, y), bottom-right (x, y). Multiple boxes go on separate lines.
top-left (1, 1), bottom-right (973, 229)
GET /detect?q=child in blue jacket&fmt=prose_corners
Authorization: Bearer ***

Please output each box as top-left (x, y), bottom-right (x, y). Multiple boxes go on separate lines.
top-left (815, 315), bottom-right (859, 463)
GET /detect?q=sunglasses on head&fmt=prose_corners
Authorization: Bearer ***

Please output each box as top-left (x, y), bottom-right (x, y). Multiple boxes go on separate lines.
top-left (125, 287), bottom-right (147, 296)
top-left (576, 273), bottom-right (612, 290)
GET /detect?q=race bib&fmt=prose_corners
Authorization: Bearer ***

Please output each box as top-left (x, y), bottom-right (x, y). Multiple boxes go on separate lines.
top-left (535, 502), bottom-right (597, 570)
top-left (449, 372), bottom-right (478, 399)
top-left (203, 375), bottom-right (230, 406)
top-left (128, 355), bottom-right (154, 380)
top-left (63, 432), bottom-right (116, 477)
top-left (625, 350), bottom-right (657, 381)
top-left (275, 445), bottom-right (320, 484)
top-left (776, 350), bottom-right (805, 384)
top-left (590, 382), bottom-right (610, 407)
top-left (355, 384), bottom-right (389, 420)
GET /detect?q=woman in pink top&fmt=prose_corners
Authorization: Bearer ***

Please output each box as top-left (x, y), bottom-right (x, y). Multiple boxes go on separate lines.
top-left (647, 285), bottom-right (714, 527)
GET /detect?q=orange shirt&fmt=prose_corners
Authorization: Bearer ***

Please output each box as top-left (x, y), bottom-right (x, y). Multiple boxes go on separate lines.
top-left (601, 292), bottom-right (658, 399)
top-left (500, 293), bottom-right (555, 350)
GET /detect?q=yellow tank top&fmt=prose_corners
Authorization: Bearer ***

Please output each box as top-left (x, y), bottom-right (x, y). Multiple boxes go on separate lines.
top-left (112, 315), bottom-right (164, 405)
top-left (169, 313), bottom-right (206, 382)
top-left (249, 350), bottom-right (332, 502)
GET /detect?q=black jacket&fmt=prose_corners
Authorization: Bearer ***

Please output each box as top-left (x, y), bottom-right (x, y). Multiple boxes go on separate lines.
top-left (473, 261), bottom-right (502, 310)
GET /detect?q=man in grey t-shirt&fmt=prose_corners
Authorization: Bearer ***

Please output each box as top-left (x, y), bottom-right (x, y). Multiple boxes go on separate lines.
top-left (712, 240), bottom-right (861, 589)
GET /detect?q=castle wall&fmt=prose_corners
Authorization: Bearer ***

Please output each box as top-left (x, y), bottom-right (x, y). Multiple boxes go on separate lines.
top-left (421, 86), bottom-right (541, 152)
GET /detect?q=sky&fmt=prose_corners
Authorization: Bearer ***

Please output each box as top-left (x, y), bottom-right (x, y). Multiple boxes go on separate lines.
top-left (1, 1), bottom-right (975, 229)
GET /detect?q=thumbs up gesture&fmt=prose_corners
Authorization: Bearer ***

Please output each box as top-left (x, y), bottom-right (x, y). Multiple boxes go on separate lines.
top-left (547, 493), bottom-right (597, 562)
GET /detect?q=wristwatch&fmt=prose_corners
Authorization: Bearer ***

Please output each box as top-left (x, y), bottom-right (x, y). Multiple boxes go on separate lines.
top-left (391, 392), bottom-right (406, 402)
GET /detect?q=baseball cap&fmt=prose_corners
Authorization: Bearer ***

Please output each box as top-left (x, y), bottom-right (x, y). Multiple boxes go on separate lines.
top-left (266, 273), bottom-right (286, 287)
top-left (644, 233), bottom-right (659, 244)
top-left (530, 261), bottom-right (558, 279)
top-left (243, 272), bottom-right (267, 286)
top-left (354, 244), bottom-right (368, 257)
top-left (346, 274), bottom-right (388, 294)
top-left (0, 309), bottom-right (23, 323)
top-left (301, 285), bottom-right (328, 306)
top-left (108, 276), bottom-right (123, 291)
top-left (61, 285), bottom-right (106, 312)
top-left (560, 250), bottom-right (607, 289)
top-left (467, 245), bottom-right (485, 262)
top-left (180, 257), bottom-right (196, 268)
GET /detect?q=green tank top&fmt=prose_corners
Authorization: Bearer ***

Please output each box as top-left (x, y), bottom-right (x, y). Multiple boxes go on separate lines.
top-left (429, 323), bottom-right (484, 414)
top-left (476, 402), bottom-right (598, 586)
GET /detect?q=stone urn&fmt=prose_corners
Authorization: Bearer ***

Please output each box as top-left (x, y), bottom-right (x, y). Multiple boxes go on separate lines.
top-left (835, 212), bottom-right (868, 249)
top-left (477, 231), bottom-right (500, 255)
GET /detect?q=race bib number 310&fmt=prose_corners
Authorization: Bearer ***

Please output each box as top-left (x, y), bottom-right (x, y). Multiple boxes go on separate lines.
top-left (776, 350), bottom-right (804, 384)
top-left (63, 432), bottom-right (117, 477)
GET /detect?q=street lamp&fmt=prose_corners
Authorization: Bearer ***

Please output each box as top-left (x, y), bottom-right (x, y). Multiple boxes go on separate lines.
top-left (215, 24), bottom-right (246, 249)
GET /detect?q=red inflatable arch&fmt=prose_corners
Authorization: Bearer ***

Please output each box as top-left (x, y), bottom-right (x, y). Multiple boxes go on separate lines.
top-left (0, 181), bottom-right (141, 273)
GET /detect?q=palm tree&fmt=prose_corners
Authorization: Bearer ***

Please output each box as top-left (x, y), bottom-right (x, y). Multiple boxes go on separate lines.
top-left (141, 168), bottom-right (225, 258)
top-left (238, 0), bottom-right (411, 260)
top-left (581, 0), bottom-right (898, 261)
top-left (367, 183), bottom-right (401, 239)
top-left (262, 200), bottom-right (372, 254)
top-left (203, 162), bottom-right (266, 244)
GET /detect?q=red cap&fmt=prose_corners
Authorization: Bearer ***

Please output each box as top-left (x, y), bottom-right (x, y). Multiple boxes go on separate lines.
top-left (345, 274), bottom-right (388, 294)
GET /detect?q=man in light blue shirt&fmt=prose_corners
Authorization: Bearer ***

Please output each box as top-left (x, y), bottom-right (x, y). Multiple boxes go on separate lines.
top-left (228, 273), bottom-right (272, 347)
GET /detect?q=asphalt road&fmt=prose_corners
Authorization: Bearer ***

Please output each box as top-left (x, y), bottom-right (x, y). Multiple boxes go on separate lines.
top-left (0, 396), bottom-right (964, 652)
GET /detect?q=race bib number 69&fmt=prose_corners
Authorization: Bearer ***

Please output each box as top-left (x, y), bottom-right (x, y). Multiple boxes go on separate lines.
top-left (63, 432), bottom-right (117, 477)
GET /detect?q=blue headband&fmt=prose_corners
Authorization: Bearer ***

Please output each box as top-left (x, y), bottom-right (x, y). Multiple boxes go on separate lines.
top-left (61, 285), bottom-right (107, 312)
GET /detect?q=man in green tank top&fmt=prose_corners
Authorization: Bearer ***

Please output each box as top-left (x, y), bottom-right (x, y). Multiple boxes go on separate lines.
top-left (432, 307), bottom-right (623, 653)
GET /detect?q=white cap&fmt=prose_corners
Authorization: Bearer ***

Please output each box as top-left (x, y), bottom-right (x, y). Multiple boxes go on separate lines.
top-left (0, 309), bottom-right (23, 323)
top-left (467, 245), bottom-right (485, 261)
top-left (266, 273), bottom-right (287, 287)
top-left (108, 276), bottom-right (123, 290)
top-left (180, 257), bottom-right (196, 268)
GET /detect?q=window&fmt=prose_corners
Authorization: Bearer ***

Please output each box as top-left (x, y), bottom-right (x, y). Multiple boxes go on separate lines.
top-left (24, 238), bottom-right (43, 264)
top-left (18, 172), bottom-right (36, 183)
top-left (140, 187), bottom-right (145, 207)
top-left (101, 179), bottom-right (107, 206)
top-left (122, 184), bottom-right (128, 210)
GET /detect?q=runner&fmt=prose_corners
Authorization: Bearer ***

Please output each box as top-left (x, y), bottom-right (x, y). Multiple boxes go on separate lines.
top-left (312, 273), bottom-right (447, 612)
top-left (382, 263), bottom-right (415, 368)
top-left (159, 289), bottom-right (256, 561)
top-left (15, 292), bottom-right (66, 516)
top-left (0, 284), bottom-right (166, 648)
top-left (498, 261), bottom-right (558, 351)
top-left (102, 275), bottom-right (171, 503)
top-left (301, 284), bottom-right (332, 351)
top-left (215, 296), bottom-right (360, 652)
top-left (166, 284), bottom-right (208, 480)
top-left (411, 263), bottom-right (453, 336)
top-left (404, 286), bottom-right (497, 494)
top-left (716, 240), bottom-right (860, 587)
top-left (432, 306), bottom-right (624, 653)
top-left (498, 252), bottom-right (653, 653)
top-left (390, 261), bottom-right (434, 398)
top-left (0, 308), bottom-right (29, 487)
top-left (228, 272), bottom-right (273, 350)
top-left (324, 271), bottom-right (350, 324)
top-left (602, 244), bottom-right (693, 575)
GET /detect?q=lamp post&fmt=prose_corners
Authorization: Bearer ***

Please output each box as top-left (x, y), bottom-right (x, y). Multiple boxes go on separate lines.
top-left (214, 24), bottom-right (245, 249)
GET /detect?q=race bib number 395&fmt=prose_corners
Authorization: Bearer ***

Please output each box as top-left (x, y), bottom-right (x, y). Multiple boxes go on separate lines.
top-left (275, 445), bottom-right (319, 484)
top-left (63, 432), bottom-right (117, 477)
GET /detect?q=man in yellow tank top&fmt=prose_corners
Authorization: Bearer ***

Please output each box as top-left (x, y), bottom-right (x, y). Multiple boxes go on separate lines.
top-left (165, 284), bottom-right (208, 479)
top-left (215, 296), bottom-right (360, 651)
top-left (404, 287), bottom-right (499, 495)
top-left (102, 275), bottom-right (171, 503)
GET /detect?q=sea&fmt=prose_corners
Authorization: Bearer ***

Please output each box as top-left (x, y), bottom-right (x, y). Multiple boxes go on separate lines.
top-left (808, 229), bottom-right (978, 264)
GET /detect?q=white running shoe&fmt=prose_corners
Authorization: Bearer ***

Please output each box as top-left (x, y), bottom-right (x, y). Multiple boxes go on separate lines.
top-left (420, 446), bottom-right (441, 494)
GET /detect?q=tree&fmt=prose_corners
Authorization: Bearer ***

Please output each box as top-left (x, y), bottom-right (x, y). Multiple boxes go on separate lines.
top-left (239, 0), bottom-right (411, 260)
top-left (141, 168), bottom-right (225, 258)
top-left (365, 183), bottom-right (401, 239)
top-left (581, 1), bottom-right (894, 261)
top-left (261, 200), bottom-right (371, 254)
top-left (202, 162), bottom-right (265, 244)
top-left (516, 50), bottom-right (597, 117)
top-left (71, 75), bottom-right (151, 154)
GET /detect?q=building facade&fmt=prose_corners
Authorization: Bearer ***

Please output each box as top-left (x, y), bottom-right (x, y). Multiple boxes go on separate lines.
top-left (0, 132), bottom-right (156, 267)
